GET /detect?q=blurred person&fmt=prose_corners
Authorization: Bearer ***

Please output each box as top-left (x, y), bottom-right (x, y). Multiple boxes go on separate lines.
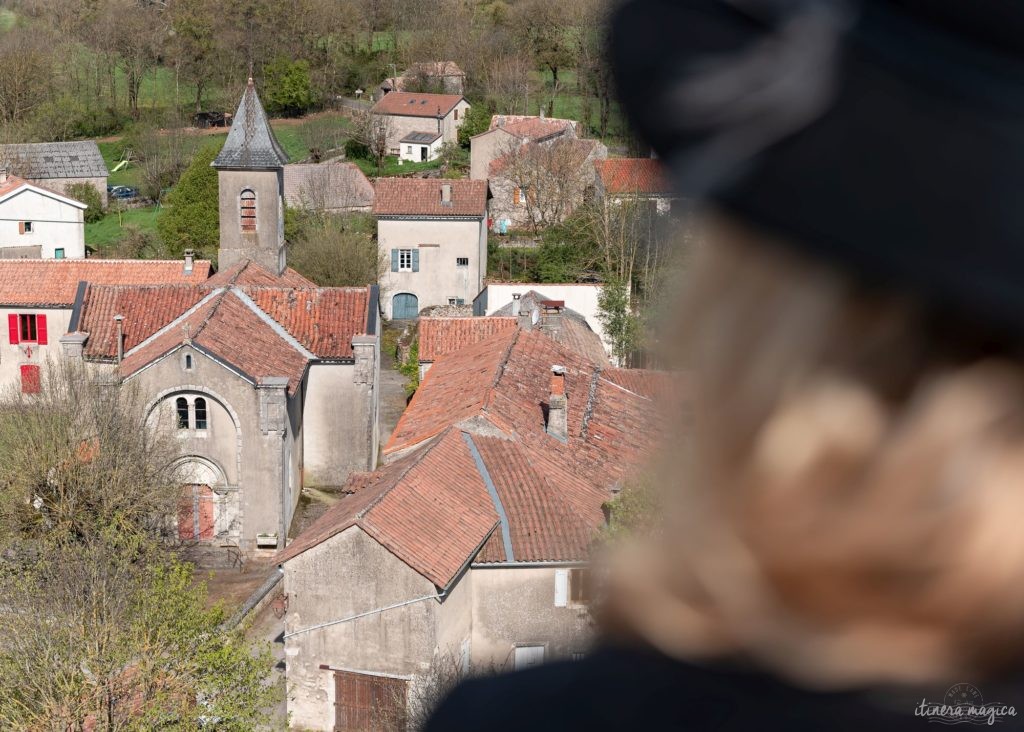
top-left (427, 0), bottom-right (1024, 730)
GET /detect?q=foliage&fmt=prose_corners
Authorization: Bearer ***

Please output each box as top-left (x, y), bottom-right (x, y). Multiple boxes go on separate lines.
top-left (0, 537), bottom-right (277, 730)
top-left (457, 102), bottom-right (493, 147)
top-left (263, 57), bottom-right (319, 117)
top-left (344, 137), bottom-right (370, 161)
top-left (286, 211), bottom-right (385, 287)
top-left (156, 144), bottom-right (220, 259)
top-left (0, 359), bottom-right (183, 546)
top-left (600, 475), bottom-right (657, 542)
top-left (398, 340), bottom-right (420, 397)
top-left (438, 141), bottom-right (469, 175)
top-left (123, 125), bottom-right (195, 202)
top-left (597, 278), bottom-right (642, 366)
top-left (66, 182), bottom-right (105, 223)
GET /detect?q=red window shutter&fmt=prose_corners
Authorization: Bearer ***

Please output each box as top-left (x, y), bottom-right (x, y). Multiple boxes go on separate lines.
top-left (20, 365), bottom-right (40, 394)
top-left (7, 314), bottom-right (18, 344)
top-left (18, 222), bottom-right (24, 235)
top-left (36, 314), bottom-right (47, 345)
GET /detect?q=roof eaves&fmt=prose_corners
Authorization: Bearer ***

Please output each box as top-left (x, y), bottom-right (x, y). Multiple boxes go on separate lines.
top-left (121, 288), bottom-right (226, 359)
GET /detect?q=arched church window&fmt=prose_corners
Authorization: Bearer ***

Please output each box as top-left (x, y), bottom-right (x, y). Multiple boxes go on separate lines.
top-left (194, 397), bottom-right (208, 430)
top-left (175, 397), bottom-right (189, 430)
top-left (240, 189), bottom-right (257, 232)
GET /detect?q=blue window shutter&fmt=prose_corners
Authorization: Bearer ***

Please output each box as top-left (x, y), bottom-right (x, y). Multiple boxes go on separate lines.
top-left (412, 249), bottom-right (420, 272)
top-left (391, 249), bottom-right (399, 272)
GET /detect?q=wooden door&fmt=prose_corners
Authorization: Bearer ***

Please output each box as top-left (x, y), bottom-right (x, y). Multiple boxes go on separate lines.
top-left (334, 671), bottom-right (407, 732)
top-left (178, 484), bottom-right (215, 541)
top-left (392, 293), bottom-right (419, 320)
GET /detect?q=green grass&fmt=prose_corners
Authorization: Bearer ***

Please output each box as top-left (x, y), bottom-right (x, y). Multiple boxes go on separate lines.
top-left (352, 156), bottom-right (444, 178)
top-left (86, 207), bottom-right (162, 249)
top-left (0, 8), bottom-right (18, 32)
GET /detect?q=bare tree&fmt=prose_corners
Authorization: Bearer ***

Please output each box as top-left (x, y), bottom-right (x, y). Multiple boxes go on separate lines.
top-left (351, 109), bottom-right (394, 175)
top-left (286, 213), bottom-right (386, 287)
top-left (0, 26), bottom-right (56, 125)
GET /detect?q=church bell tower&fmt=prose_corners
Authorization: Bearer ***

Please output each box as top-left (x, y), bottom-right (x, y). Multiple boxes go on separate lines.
top-left (212, 78), bottom-right (290, 274)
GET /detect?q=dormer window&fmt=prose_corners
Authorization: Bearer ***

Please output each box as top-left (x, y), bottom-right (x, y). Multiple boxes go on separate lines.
top-left (240, 189), bottom-right (256, 232)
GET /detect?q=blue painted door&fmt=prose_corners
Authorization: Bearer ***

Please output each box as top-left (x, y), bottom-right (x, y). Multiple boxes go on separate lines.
top-left (392, 293), bottom-right (419, 319)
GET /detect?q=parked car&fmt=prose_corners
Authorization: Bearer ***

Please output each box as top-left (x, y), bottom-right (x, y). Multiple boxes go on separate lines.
top-left (109, 186), bottom-right (139, 200)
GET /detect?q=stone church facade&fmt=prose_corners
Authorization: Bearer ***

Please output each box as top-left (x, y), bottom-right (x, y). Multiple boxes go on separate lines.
top-left (59, 80), bottom-right (381, 554)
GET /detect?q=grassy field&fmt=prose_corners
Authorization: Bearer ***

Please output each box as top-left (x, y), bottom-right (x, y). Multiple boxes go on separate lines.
top-left (0, 8), bottom-right (17, 32)
top-left (85, 207), bottom-right (162, 250)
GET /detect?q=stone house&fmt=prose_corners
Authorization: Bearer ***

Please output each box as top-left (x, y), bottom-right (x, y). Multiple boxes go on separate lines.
top-left (594, 157), bottom-right (674, 214)
top-left (488, 137), bottom-right (607, 233)
top-left (0, 140), bottom-right (109, 206)
top-left (0, 173), bottom-right (87, 259)
top-left (283, 161), bottom-right (375, 213)
top-left (51, 79), bottom-right (383, 555)
top-left (374, 178), bottom-right (488, 319)
top-left (279, 327), bottom-right (667, 730)
top-left (469, 115), bottom-right (577, 181)
top-left (370, 92), bottom-right (470, 156)
top-left (379, 61), bottom-right (466, 99)
top-left (0, 256), bottom-right (210, 392)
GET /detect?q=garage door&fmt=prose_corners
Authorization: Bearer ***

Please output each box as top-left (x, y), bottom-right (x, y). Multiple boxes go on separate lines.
top-left (392, 293), bottom-right (419, 320)
top-left (334, 670), bottom-right (407, 732)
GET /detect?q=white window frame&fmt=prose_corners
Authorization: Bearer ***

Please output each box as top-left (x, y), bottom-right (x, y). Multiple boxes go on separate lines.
top-left (398, 248), bottom-right (414, 272)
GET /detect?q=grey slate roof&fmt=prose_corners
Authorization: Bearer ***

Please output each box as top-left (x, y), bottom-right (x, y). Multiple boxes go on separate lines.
top-left (212, 79), bottom-right (290, 170)
top-left (400, 131), bottom-right (442, 144)
top-left (0, 141), bottom-right (108, 179)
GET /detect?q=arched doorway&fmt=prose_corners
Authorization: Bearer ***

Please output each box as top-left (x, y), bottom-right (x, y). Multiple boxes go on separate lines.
top-left (174, 457), bottom-right (234, 543)
top-left (392, 292), bottom-right (419, 320)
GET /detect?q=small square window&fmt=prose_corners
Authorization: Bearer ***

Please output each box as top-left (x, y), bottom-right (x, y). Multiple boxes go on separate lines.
top-left (447, 298), bottom-right (465, 306)
top-left (54, 248), bottom-right (65, 259)
top-left (456, 257), bottom-right (469, 267)
top-left (407, 146), bottom-right (413, 154)
top-left (21, 221), bottom-right (33, 234)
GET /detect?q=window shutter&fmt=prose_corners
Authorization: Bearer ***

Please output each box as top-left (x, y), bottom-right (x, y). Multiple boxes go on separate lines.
top-left (20, 365), bottom-right (40, 394)
top-left (7, 314), bottom-right (18, 344)
top-left (391, 249), bottom-right (399, 272)
top-left (18, 222), bottom-right (24, 235)
top-left (411, 249), bottom-right (420, 272)
top-left (36, 314), bottom-right (47, 345)
top-left (513, 187), bottom-right (521, 205)
top-left (554, 569), bottom-right (568, 607)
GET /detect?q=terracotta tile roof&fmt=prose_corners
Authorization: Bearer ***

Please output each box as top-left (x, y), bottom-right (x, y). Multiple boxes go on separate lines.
top-left (205, 260), bottom-right (315, 288)
top-left (388, 328), bottom-right (662, 487)
top-left (489, 137), bottom-right (602, 178)
top-left (602, 368), bottom-right (677, 401)
top-left (371, 92), bottom-right (465, 118)
top-left (279, 429), bottom-right (499, 587)
top-left (491, 291), bottom-right (608, 365)
top-left (283, 162), bottom-right (375, 211)
top-left (418, 317), bottom-right (517, 362)
top-left (0, 259), bottom-right (211, 307)
top-left (79, 280), bottom-right (372, 389)
top-left (118, 289), bottom-right (310, 393)
top-left (0, 174), bottom-right (87, 207)
top-left (488, 115), bottom-right (577, 138)
top-left (595, 158), bottom-right (671, 195)
top-left (373, 178), bottom-right (487, 218)
top-left (472, 436), bottom-right (606, 564)
top-left (78, 285), bottom-right (208, 357)
top-left (245, 286), bottom-right (371, 359)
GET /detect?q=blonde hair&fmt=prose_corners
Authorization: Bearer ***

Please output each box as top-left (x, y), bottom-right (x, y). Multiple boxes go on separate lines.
top-left (605, 216), bottom-right (1024, 688)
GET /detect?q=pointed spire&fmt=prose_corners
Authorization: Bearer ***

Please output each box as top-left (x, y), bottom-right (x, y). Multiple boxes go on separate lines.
top-left (212, 77), bottom-right (289, 170)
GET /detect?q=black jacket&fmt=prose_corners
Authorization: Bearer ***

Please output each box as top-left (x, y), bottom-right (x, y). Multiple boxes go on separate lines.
top-left (426, 645), bottom-right (1024, 731)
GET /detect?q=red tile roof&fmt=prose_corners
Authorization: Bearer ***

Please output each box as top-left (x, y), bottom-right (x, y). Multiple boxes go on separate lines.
top-left (418, 317), bottom-right (517, 362)
top-left (279, 429), bottom-right (499, 587)
top-left (0, 259), bottom-right (211, 307)
top-left (488, 115), bottom-right (576, 138)
top-left (0, 174), bottom-right (84, 204)
top-left (205, 260), bottom-right (315, 288)
top-left (371, 92), bottom-right (465, 118)
top-left (373, 178), bottom-right (487, 218)
top-left (78, 281), bottom-right (372, 391)
top-left (595, 158), bottom-right (671, 195)
top-left (489, 137), bottom-right (602, 177)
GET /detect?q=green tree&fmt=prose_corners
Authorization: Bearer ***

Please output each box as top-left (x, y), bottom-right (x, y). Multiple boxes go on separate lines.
top-left (457, 103), bottom-right (492, 147)
top-left (263, 57), bottom-right (319, 117)
top-left (286, 212), bottom-right (385, 287)
top-left (66, 182), bottom-right (105, 224)
top-left (157, 144), bottom-right (220, 259)
top-left (0, 538), bottom-right (277, 730)
top-left (601, 474), bottom-right (657, 542)
top-left (597, 278), bottom-right (641, 366)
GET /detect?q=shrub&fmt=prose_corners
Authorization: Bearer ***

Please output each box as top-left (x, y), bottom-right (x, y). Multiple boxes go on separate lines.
top-left (65, 183), bottom-right (105, 224)
top-left (156, 144), bottom-right (219, 259)
top-left (263, 57), bottom-right (319, 117)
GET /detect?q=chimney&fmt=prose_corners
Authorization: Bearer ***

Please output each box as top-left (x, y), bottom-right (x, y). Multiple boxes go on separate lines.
top-left (519, 305), bottom-right (537, 331)
top-left (113, 314), bottom-right (125, 364)
top-left (183, 248), bottom-right (195, 274)
top-left (511, 292), bottom-right (521, 317)
top-left (540, 301), bottom-right (564, 339)
top-left (547, 365), bottom-right (568, 441)
top-left (441, 183), bottom-right (452, 206)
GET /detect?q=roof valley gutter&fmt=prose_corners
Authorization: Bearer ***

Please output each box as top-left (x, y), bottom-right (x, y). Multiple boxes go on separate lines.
top-left (462, 431), bottom-right (515, 562)
top-left (283, 590), bottom-right (446, 640)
